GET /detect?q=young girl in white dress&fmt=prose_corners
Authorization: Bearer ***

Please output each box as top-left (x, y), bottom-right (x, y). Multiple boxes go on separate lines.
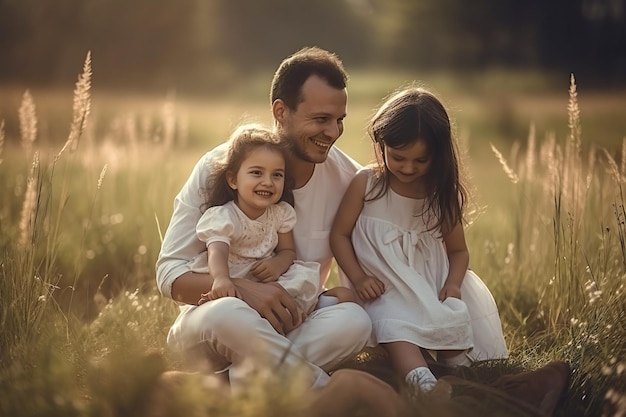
top-left (190, 124), bottom-right (353, 317)
top-left (330, 87), bottom-right (508, 393)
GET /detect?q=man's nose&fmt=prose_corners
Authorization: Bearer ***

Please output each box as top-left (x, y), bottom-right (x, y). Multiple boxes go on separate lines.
top-left (324, 121), bottom-right (340, 140)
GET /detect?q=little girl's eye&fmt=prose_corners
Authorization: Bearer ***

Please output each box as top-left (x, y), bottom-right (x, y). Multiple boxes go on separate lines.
top-left (273, 172), bottom-right (284, 179)
top-left (250, 170), bottom-right (262, 176)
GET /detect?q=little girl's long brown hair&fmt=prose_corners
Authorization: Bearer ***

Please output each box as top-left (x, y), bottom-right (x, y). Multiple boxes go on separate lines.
top-left (201, 124), bottom-right (294, 211)
top-left (367, 86), bottom-right (468, 234)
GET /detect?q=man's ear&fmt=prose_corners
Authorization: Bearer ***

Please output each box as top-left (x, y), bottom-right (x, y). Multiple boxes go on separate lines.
top-left (226, 172), bottom-right (237, 190)
top-left (272, 99), bottom-right (287, 124)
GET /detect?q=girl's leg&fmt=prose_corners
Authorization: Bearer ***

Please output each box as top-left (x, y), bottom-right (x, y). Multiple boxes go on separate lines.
top-left (383, 341), bottom-right (438, 392)
top-left (438, 350), bottom-right (472, 367)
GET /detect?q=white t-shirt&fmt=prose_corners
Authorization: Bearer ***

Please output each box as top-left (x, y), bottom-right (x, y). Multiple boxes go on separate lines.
top-left (156, 145), bottom-right (361, 298)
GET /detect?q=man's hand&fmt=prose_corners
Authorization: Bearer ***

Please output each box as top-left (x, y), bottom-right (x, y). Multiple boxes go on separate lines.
top-left (234, 279), bottom-right (302, 335)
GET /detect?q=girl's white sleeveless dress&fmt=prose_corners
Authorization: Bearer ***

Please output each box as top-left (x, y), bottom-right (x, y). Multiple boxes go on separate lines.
top-left (351, 169), bottom-right (508, 361)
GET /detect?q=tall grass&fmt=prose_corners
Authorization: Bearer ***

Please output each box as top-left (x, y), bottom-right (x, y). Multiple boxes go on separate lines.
top-left (0, 53), bottom-right (182, 416)
top-left (0, 55), bottom-right (625, 416)
top-left (489, 75), bottom-right (626, 416)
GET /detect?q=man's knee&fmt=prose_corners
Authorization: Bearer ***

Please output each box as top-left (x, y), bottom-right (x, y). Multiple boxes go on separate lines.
top-left (193, 297), bottom-right (258, 338)
top-left (329, 302), bottom-right (372, 344)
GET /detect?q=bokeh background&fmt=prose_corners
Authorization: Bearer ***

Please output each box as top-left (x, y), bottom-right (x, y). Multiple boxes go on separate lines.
top-left (1, 0), bottom-right (625, 91)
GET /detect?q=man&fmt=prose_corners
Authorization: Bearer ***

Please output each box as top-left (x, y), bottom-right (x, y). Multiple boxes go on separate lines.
top-left (156, 47), bottom-right (371, 389)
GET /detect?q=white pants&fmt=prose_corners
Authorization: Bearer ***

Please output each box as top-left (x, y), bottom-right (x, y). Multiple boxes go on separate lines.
top-left (167, 298), bottom-right (371, 390)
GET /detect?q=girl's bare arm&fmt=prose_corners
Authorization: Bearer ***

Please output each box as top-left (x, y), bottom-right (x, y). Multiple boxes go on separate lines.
top-left (330, 172), bottom-right (384, 299)
top-left (440, 222), bottom-right (470, 300)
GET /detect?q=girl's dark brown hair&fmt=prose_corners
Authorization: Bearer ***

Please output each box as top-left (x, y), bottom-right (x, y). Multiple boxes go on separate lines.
top-left (367, 86), bottom-right (467, 234)
top-left (201, 124), bottom-right (294, 211)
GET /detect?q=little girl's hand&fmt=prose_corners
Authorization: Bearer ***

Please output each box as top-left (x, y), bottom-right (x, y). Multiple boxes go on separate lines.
top-left (355, 276), bottom-right (385, 301)
top-left (250, 259), bottom-right (281, 282)
top-left (209, 280), bottom-right (240, 300)
top-left (439, 284), bottom-right (462, 302)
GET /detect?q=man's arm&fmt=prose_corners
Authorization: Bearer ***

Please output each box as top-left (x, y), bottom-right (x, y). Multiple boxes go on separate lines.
top-left (156, 151), bottom-right (218, 298)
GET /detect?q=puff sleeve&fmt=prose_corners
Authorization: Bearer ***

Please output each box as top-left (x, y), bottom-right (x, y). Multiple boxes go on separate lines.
top-left (275, 202), bottom-right (297, 234)
top-left (196, 205), bottom-right (238, 247)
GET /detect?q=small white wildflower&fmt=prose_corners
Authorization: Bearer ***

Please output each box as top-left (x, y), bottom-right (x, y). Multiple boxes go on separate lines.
top-left (38, 295), bottom-right (46, 302)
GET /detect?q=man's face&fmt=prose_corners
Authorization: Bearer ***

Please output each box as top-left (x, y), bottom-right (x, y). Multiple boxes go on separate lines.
top-left (277, 75), bottom-right (347, 164)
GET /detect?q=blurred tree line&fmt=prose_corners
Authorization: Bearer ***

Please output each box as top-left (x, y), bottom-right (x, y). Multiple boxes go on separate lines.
top-left (0, 0), bottom-right (624, 93)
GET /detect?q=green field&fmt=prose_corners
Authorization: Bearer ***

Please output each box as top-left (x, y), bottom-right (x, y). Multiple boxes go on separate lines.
top-left (1, 62), bottom-right (625, 416)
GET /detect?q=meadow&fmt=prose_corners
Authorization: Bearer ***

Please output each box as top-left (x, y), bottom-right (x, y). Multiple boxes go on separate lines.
top-left (1, 54), bottom-right (625, 416)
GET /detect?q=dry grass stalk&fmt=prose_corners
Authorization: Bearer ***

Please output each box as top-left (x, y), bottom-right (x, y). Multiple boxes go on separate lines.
top-left (603, 148), bottom-right (623, 184)
top-left (59, 51), bottom-right (92, 158)
top-left (161, 98), bottom-right (176, 150)
top-left (490, 142), bottom-right (519, 183)
top-left (19, 90), bottom-right (37, 157)
top-left (97, 164), bottom-right (108, 190)
top-left (567, 73), bottom-right (582, 156)
top-left (524, 122), bottom-right (536, 182)
top-left (586, 145), bottom-right (596, 191)
top-left (18, 152), bottom-right (40, 248)
top-left (562, 74), bottom-right (585, 226)
top-left (621, 137), bottom-right (626, 178)
top-left (0, 119), bottom-right (5, 164)
top-left (540, 132), bottom-right (557, 198)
